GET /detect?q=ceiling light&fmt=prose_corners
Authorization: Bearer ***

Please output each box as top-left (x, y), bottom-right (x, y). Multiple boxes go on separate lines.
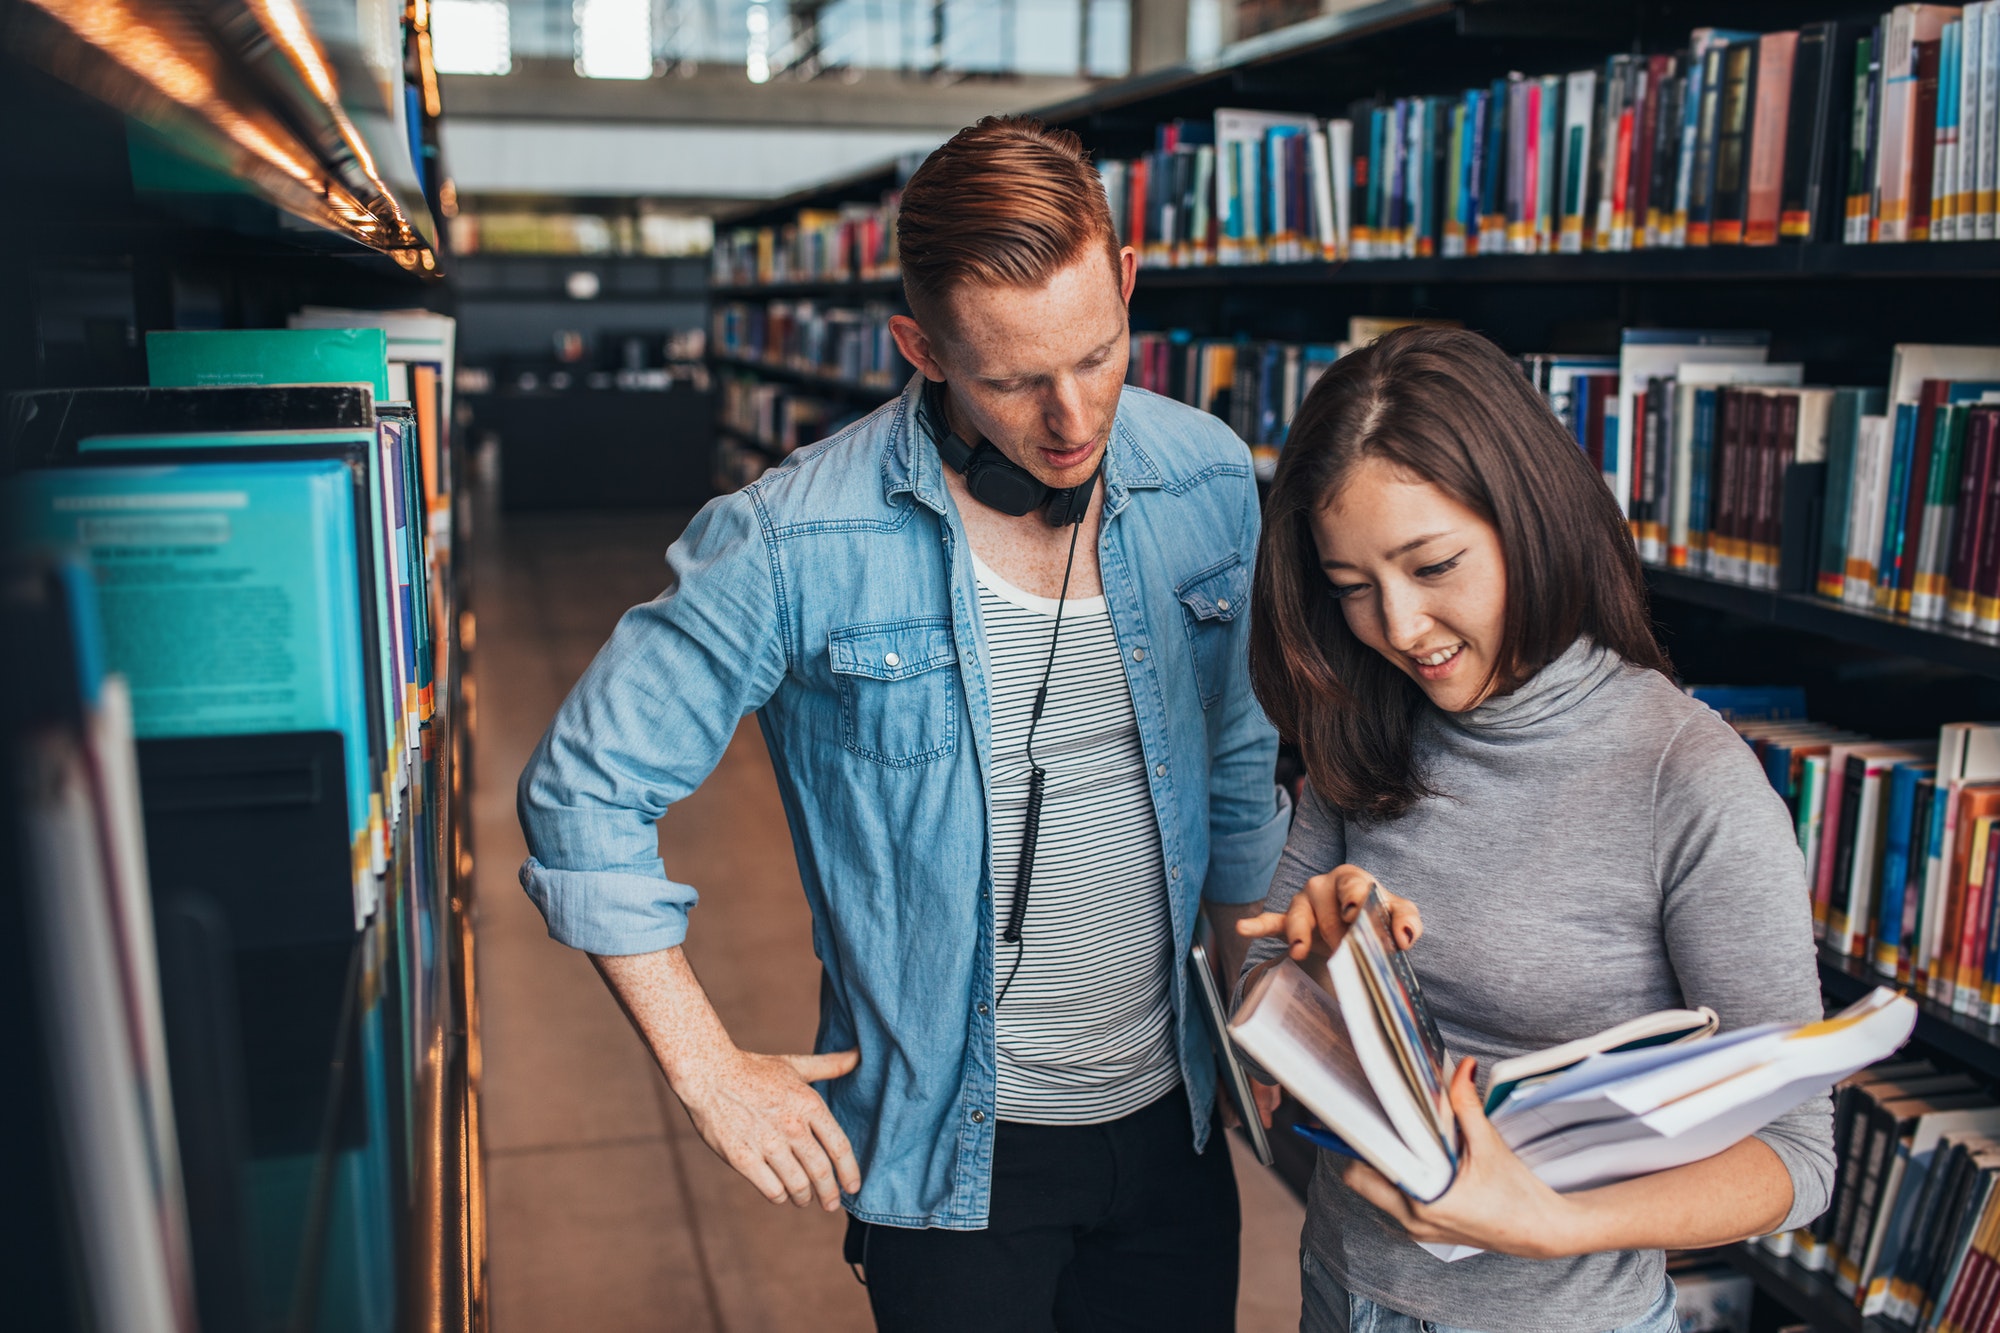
top-left (575, 0), bottom-right (653, 79)
top-left (431, 0), bottom-right (512, 76)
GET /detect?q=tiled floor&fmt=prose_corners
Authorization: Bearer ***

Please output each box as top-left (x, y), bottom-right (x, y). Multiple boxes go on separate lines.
top-left (469, 506), bottom-right (1305, 1332)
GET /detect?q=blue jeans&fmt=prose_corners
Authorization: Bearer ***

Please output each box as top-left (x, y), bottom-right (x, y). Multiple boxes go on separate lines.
top-left (1299, 1251), bottom-right (1681, 1333)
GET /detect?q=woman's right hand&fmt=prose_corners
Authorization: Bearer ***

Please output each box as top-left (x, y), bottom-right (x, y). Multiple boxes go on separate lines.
top-left (1235, 864), bottom-right (1423, 964)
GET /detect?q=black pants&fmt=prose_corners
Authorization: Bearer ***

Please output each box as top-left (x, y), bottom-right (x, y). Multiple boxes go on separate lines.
top-left (847, 1085), bottom-right (1240, 1333)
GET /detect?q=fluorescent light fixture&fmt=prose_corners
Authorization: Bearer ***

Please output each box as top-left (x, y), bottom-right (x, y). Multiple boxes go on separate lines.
top-left (575, 0), bottom-right (654, 79)
top-left (746, 2), bottom-right (771, 83)
top-left (431, 0), bottom-right (513, 76)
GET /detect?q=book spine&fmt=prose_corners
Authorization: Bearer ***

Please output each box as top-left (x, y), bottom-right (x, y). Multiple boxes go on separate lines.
top-left (1980, 4), bottom-right (2000, 239)
top-left (1960, 816), bottom-right (2000, 1014)
top-left (1746, 31), bottom-right (1798, 244)
top-left (1782, 23), bottom-right (1831, 239)
top-left (1882, 402), bottom-right (1925, 611)
top-left (1849, 32), bottom-right (1879, 241)
top-left (1829, 753), bottom-right (1870, 952)
top-left (1911, 29), bottom-right (1947, 241)
top-left (1880, 12), bottom-right (1917, 242)
top-left (1975, 413), bottom-right (2000, 634)
top-left (1711, 40), bottom-right (1759, 243)
top-left (1914, 404), bottom-right (1965, 622)
top-left (1948, 406), bottom-right (1996, 627)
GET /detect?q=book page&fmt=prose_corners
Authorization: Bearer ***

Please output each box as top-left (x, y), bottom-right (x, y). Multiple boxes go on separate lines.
top-left (1349, 889), bottom-right (1455, 1146)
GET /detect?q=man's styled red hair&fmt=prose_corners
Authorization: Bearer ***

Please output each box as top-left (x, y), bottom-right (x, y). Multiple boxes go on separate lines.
top-left (897, 116), bottom-right (1123, 333)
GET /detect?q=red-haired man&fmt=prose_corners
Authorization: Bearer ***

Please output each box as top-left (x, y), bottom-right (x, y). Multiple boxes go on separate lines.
top-left (520, 116), bottom-right (1287, 1330)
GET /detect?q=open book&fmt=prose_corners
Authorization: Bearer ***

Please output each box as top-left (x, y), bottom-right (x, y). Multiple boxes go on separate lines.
top-left (1229, 888), bottom-right (1919, 1259)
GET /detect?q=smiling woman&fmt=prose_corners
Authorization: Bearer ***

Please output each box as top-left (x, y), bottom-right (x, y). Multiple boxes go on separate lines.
top-left (1237, 324), bottom-right (1833, 1333)
top-left (1251, 325), bottom-right (1669, 820)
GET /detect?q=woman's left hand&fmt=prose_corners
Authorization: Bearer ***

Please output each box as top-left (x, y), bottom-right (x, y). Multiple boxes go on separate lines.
top-left (1340, 1057), bottom-right (1584, 1261)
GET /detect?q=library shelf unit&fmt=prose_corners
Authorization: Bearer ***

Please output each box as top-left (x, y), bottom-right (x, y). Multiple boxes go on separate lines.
top-left (3, 6), bottom-right (484, 1332)
top-left (724, 1), bottom-right (2000, 1327)
top-left (710, 353), bottom-right (902, 402)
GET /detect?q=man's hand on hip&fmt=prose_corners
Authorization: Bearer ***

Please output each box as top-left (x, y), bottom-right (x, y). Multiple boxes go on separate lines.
top-left (591, 946), bottom-right (863, 1212)
top-left (675, 1045), bottom-right (862, 1210)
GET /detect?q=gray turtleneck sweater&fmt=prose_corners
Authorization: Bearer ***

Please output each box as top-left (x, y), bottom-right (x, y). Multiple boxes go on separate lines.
top-left (1244, 638), bottom-right (1833, 1333)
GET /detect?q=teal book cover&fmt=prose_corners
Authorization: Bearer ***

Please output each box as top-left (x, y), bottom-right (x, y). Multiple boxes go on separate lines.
top-left (146, 328), bottom-right (391, 403)
top-left (8, 460), bottom-right (374, 896)
top-left (79, 425), bottom-right (403, 839)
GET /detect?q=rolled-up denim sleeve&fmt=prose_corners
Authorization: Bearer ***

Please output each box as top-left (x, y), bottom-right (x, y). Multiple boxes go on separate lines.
top-left (517, 490), bottom-right (789, 955)
top-left (1202, 465), bottom-right (1288, 904)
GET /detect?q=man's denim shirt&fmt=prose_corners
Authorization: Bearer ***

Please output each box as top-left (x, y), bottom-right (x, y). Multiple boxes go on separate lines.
top-left (517, 376), bottom-right (1290, 1229)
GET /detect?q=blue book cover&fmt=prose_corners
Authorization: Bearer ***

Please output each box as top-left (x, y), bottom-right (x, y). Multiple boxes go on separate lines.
top-left (77, 425), bottom-right (400, 877)
top-left (1686, 685), bottom-right (1808, 720)
top-left (1877, 402), bottom-right (1919, 599)
top-left (1690, 386), bottom-right (1720, 565)
top-left (9, 461), bottom-right (374, 903)
top-left (1875, 761), bottom-right (1935, 970)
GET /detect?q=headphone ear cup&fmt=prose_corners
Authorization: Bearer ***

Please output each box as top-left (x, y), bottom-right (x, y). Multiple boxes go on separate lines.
top-left (964, 452), bottom-right (1052, 518)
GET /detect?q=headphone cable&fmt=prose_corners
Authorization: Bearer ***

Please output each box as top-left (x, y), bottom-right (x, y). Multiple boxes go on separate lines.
top-left (995, 513), bottom-right (1084, 1009)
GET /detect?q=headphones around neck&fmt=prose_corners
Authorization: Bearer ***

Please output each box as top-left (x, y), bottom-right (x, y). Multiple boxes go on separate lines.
top-left (918, 378), bottom-right (1100, 527)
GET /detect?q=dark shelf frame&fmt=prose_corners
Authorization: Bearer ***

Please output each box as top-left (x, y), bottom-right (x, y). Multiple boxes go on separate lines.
top-left (712, 276), bottom-right (906, 301)
top-left (1818, 946), bottom-right (2000, 1086)
top-left (1644, 569), bottom-right (2000, 683)
top-left (1721, 1239), bottom-right (1886, 1333)
top-left (710, 354), bottom-right (902, 402)
top-left (713, 243), bottom-right (2000, 300)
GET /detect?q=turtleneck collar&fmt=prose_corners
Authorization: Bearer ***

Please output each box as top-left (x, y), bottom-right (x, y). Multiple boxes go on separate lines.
top-left (1446, 636), bottom-right (1623, 735)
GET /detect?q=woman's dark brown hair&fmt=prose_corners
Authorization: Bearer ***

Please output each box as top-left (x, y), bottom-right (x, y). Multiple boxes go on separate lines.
top-left (1250, 325), bottom-right (1670, 821)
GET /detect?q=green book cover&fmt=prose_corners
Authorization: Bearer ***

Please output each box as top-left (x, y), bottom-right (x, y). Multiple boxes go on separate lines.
top-left (146, 328), bottom-right (390, 403)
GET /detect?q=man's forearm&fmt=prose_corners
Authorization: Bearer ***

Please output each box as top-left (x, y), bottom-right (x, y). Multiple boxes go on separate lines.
top-left (592, 945), bottom-right (734, 1084)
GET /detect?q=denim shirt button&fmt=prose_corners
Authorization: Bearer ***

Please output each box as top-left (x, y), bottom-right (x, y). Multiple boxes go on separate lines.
top-left (976, 1001), bottom-right (990, 1015)
top-left (1170, 865), bottom-right (1180, 881)
top-left (883, 651), bottom-right (901, 667)
top-left (970, 1109), bottom-right (986, 1123)
top-left (1131, 647), bottom-right (1145, 662)
top-left (1154, 763), bottom-right (1166, 777)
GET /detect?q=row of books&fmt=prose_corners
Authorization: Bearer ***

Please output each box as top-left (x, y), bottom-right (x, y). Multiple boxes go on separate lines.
top-left (1705, 689), bottom-right (2000, 1321)
top-left (1126, 317), bottom-right (1449, 479)
top-left (717, 373), bottom-right (847, 456)
top-left (5, 314), bottom-right (465, 1330)
top-left (1708, 690), bottom-right (2000, 1015)
top-left (1757, 1054), bottom-right (2000, 1327)
top-left (711, 300), bottom-right (910, 390)
top-left (711, 192), bottom-right (902, 287)
top-left (1100, 5), bottom-right (2000, 266)
top-left (1580, 336), bottom-right (2000, 630)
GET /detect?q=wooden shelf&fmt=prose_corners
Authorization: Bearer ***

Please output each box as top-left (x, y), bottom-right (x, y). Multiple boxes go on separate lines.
top-left (1643, 568), bottom-right (2000, 683)
top-left (709, 354), bottom-right (902, 402)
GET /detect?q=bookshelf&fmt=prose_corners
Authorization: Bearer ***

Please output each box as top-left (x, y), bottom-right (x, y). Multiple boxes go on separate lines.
top-left (3, 8), bottom-right (483, 1333)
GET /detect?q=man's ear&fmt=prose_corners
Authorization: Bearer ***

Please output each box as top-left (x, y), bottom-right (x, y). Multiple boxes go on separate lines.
top-left (1118, 245), bottom-right (1138, 303)
top-left (889, 314), bottom-right (946, 382)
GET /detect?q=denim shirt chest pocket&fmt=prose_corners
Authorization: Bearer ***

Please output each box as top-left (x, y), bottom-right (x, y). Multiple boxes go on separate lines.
top-left (1176, 555), bottom-right (1249, 709)
top-left (827, 617), bottom-right (960, 766)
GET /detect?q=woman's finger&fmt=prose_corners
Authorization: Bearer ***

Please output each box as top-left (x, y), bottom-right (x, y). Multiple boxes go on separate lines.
top-left (1234, 910), bottom-right (1290, 939)
top-left (1301, 877), bottom-right (1347, 954)
top-left (1283, 893), bottom-right (1320, 959)
top-left (1387, 897), bottom-right (1423, 948)
top-left (1446, 1057), bottom-right (1500, 1153)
